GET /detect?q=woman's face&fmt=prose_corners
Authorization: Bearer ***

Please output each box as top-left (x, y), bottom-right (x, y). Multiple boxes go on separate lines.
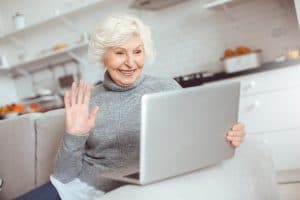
top-left (102, 35), bottom-right (145, 87)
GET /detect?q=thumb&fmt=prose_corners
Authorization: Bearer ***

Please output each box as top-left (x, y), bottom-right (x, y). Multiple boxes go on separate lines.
top-left (88, 106), bottom-right (99, 125)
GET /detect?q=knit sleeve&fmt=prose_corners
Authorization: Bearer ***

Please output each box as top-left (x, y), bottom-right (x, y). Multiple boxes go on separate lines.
top-left (52, 88), bottom-right (98, 183)
top-left (52, 132), bottom-right (89, 183)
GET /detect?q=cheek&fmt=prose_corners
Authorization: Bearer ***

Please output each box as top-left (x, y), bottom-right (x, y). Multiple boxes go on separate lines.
top-left (106, 56), bottom-right (125, 69)
top-left (136, 56), bottom-right (145, 68)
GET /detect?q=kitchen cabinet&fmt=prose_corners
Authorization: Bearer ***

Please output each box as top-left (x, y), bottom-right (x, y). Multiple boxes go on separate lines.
top-left (239, 87), bottom-right (300, 133)
top-left (0, 0), bottom-right (104, 39)
top-left (0, 0), bottom-right (105, 76)
top-left (205, 64), bottom-right (300, 183)
top-left (240, 65), bottom-right (300, 96)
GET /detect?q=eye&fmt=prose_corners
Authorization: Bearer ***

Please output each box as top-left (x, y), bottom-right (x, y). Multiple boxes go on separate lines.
top-left (115, 51), bottom-right (124, 55)
top-left (134, 50), bottom-right (142, 54)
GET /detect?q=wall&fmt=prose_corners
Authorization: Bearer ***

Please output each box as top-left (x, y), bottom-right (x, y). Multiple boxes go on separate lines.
top-left (0, 0), bottom-right (300, 103)
top-left (0, 76), bottom-right (18, 105)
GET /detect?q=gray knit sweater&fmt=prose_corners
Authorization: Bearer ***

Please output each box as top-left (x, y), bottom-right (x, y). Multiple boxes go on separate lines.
top-left (53, 71), bottom-right (181, 192)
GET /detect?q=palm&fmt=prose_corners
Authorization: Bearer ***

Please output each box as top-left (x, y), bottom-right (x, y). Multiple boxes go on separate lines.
top-left (64, 80), bottom-right (99, 135)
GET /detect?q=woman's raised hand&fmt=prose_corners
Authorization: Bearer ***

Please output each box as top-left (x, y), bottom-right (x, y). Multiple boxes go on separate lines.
top-left (64, 80), bottom-right (99, 136)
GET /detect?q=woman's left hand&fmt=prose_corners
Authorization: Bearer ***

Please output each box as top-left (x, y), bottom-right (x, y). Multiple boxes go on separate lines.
top-left (226, 122), bottom-right (245, 148)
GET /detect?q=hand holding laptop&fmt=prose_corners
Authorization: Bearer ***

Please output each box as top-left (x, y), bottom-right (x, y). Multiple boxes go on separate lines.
top-left (226, 122), bottom-right (245, 148)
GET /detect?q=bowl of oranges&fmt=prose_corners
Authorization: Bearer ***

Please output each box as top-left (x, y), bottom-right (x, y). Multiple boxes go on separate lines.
top-left (221, 46), bottom-right (262, 73)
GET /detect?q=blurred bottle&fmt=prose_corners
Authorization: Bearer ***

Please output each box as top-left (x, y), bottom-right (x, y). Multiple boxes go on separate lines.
top-left (12, 12), bottom-right (26, 30)
top-left (0, 53), bottom-right (9, 69)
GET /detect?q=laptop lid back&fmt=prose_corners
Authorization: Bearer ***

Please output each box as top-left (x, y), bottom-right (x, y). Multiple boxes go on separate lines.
top-left (139, 81), bottom-right (240, 184)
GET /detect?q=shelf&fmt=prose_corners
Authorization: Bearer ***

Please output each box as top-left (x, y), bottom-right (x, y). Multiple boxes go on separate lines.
top-left (7, 41), bottom-right (88, 70)
top-left (202, 0), bottom-right (232, 8)
top-left (0, 0), bottom-right (104, 40)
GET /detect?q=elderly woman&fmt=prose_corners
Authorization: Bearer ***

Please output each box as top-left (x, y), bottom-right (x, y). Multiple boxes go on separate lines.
top-left (17, 15), bottom-right (245, 200)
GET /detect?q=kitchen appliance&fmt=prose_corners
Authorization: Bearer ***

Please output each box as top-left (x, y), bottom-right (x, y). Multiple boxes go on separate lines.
top-left (174, 72), bottom-right (203, 88)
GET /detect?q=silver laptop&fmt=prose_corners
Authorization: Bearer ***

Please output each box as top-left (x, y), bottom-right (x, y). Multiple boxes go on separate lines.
top-left (100, 81), bottom-right (240, 185)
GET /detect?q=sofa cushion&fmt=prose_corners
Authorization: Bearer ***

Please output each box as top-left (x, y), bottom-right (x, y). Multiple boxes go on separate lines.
top-left (35, 109), bottom-right (65, 187)
top-left (100, 136), bottom-right (279, 200)
top-left (0, 113), bottom-right (41, 200)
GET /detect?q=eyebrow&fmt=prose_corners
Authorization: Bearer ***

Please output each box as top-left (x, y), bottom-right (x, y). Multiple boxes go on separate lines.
top-left (112, 44), bottom-right (143, 51)
top-left (135, 44), bottom-right (143, 49)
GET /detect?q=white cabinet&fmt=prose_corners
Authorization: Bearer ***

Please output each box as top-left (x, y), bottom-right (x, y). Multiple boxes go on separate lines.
top-left (239, 87), bottom-right (300, 133)
top-left (257, 129), bottom-right (300, 170)
top-left (239, 65), bottom-right (300, 173)
top-left (205, 64), bottom-right (300, 182)
top-left (240, 65), bottom-right (300, 96)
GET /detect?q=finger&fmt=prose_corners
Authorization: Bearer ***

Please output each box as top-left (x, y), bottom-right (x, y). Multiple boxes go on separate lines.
top-left (226, 134), bottom-right (234, 142)
top-left (232, 122), bottom-right (245, 131)
top-left (236, 131), bottom-right (245, 139)
top-left (227, 130), bottom-right (236, 137)
top-left (227, 137), bottom-right (244, 143)
top-left (226, 135), bottom-right (232, 142)
top-left (77, 80), bottom-right (84, 104)
top-left (226, 136), bottom-right (236, 145)
top-left (83, 83), bottom-right (91, 105)
top-left (227, 130), bottom-right (244, 137)
top-left (64, 91), bottom-right (71, 110)
top-left (71, 82), bottom-right (77, 106)
top-left (226, 133), bottom-right (244, 142)
top-left (88, 106), bottom-right (100, 125)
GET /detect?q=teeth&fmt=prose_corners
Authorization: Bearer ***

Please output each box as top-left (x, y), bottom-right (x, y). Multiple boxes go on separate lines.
top-left (120, 70), bottom-right (134, 72)
top-left (119, 69), bottom-right (136, 75)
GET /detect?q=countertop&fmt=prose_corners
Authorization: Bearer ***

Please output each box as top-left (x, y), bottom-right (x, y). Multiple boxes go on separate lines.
top-left (175, 58), bottom-right (300, 88)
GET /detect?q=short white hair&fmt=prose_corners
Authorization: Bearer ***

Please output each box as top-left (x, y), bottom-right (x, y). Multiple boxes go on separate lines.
top-left (88, 14), bottom-right (154, 65)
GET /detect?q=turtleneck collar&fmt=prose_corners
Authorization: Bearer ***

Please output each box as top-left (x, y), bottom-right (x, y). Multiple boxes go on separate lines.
top-left (103, 71), bottom-right (145, 92)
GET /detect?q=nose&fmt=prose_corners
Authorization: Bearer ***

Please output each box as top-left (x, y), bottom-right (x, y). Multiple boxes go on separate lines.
top-left (125, 54), bottom-right (135, 68)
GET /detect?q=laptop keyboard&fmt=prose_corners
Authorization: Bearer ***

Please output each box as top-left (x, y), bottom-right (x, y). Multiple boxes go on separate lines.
top-left (124, 172), bottom-right (140, 180)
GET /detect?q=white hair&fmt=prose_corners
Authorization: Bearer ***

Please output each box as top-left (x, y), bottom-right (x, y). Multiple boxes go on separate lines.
top-left (88, 14), bottom-right (154, 65)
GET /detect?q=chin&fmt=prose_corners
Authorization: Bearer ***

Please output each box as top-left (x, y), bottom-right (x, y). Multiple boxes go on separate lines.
top-left (120, 78), bottom-right (136, 87)
top-left (119, 73), bottom-right (140, 85)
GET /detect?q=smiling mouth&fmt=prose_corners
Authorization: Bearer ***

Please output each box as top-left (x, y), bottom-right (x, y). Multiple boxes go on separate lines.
top-left (118, 69), bottom-right (136, 76)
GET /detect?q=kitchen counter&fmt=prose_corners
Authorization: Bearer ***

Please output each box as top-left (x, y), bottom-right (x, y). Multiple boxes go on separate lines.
top-left (175, 58), bottom-right (300, 88)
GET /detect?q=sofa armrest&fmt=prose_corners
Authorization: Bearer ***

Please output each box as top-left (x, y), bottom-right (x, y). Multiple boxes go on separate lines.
top-left (35, 109), bottom-right (65, 187)
top-left (0, 113), bottom-right (41, 200)
top-left (100, 136), bottom-right (279, 200)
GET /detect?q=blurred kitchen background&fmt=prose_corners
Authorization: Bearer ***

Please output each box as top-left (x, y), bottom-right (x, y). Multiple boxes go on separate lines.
top-left (0, 0), bottom-right (300, 115)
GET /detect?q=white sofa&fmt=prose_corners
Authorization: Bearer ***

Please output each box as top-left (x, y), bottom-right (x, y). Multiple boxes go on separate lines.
top-left (0, 109), bottom-right (279, 199)
top-left (101, 135), bottom-right (279, 200)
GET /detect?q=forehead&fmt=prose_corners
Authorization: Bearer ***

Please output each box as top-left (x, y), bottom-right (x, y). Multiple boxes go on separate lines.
top-left (112, 36), bottom-right (144, 50)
